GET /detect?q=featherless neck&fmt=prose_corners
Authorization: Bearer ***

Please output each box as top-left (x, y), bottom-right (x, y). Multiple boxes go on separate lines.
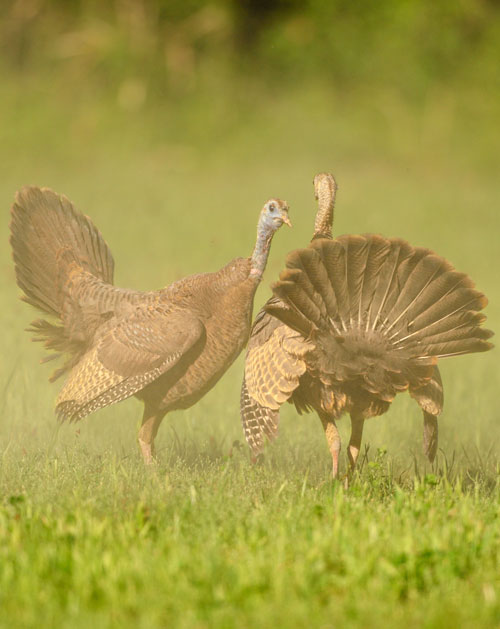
top-left (250, 226), bottom-right (275, 280)
top-left (313, 175), bottom-right (337, 239)
top-left (313, 199), bottom-right (334, 238)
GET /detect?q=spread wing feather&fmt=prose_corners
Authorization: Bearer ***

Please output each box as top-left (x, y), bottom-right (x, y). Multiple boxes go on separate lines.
top-left (56, 305), bottom-right (205, 421)
top-left (240, 309), bottom-right (314, 453)
top-left (240, 378), bottom-right (280, 454)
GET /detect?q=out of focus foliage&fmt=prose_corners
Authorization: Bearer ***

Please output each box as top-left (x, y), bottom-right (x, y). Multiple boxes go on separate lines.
top-left (1, 0), bottom-right (499, 103)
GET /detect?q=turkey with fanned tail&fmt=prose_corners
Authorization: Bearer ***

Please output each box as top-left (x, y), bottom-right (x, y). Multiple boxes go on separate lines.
top-left (241, 175), bottom-right (493, 478)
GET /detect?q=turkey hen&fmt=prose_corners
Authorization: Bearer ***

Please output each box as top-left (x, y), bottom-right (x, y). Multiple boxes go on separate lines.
top-left (241, 173), bottom-right (337, 455)
top-left (10, 186), bottom-right (291, 462)
top-left (241, 175), bottom-right (493, 478)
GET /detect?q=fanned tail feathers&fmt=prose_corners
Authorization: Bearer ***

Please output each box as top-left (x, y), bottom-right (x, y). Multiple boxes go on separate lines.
top-left (10, 186), bottom-right (114, 317)
top-left (10, 186), bottom-right (116, 378)
top-left (270, 235), bottom-right (493, 369)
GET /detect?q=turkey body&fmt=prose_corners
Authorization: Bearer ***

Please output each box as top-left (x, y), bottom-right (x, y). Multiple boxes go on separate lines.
top-left (10, 186), bottom-right (290, 462)
top-left (241, 175), bottom-right (493, 478)
top-left (56, 257), bottom-right (256, 418)
top-left (135, 260), bottom-right (261, 413)
top-left (241, 173), bottom-right (336, 454)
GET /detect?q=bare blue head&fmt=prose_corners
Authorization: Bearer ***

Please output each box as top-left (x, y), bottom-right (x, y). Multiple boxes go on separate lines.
top-left (258, 198), bottom-right (292, 233)
top-left (251, 198), bottom-right (291, 279)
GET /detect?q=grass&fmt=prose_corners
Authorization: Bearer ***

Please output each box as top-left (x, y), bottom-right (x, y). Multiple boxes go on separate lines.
top-left (1, 455), bottom-right (499, 628)
top-left (0, 75), bottom-right (499, 627)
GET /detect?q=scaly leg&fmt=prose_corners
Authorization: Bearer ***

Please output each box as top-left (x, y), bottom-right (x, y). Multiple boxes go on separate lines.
top-left (423, 411), bottom-right (438, 463)
top-left (138, 402), bottom-right (166, 464)
top-left (319, 412), bottom-right (341, 479)
top-left (347, 412), bottom-right (365, 472)
top-left (343, 413), bottom-right (365, 489)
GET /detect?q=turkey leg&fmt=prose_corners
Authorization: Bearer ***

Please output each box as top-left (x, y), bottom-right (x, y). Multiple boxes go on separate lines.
top-left (347, 412), bottom-right (365, 472)
top-left (320, 413), bottom-right (341, 479)
top-left (138, 402), bottom-right (166, 464)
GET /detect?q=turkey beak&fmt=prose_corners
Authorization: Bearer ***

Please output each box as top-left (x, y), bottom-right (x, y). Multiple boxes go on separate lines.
top-left (282, 213), bottom-right (292, 228)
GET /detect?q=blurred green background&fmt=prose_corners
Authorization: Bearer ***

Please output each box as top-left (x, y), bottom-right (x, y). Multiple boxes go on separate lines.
top-left (0, 0), bottom-right (499, 465)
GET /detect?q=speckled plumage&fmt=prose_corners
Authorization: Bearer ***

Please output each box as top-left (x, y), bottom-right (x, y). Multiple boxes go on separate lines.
top-left (10, 186), bottom-right (290, 462)
top-left (241, 175), bottom-right (493, 478)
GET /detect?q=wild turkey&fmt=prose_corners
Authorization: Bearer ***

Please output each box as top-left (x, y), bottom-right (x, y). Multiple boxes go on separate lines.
top-left (241, 176), bottom-right (493, 478)
top-left (241, 172), bottom-right (337, 455)
top-left (10, 186), bottom-right (291, 462)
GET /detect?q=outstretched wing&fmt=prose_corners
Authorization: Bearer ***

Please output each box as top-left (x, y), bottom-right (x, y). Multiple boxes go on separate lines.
top-left (241, 303), bottom-right (314, 454)
top-left (56, 304), bottom-right (205, 421)
top-left (240, 377), bottom-right (280, 455)
top-left (409, 365), bottom-right (444, 416)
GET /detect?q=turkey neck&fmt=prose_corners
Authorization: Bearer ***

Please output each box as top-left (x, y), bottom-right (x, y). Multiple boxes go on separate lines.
top-left (250, 224), bottom-right (276, 280)
top-left (313, 179), bottom-right (336, 239)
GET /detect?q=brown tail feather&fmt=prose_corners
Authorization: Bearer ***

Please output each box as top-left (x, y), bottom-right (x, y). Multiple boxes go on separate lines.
top-left (367, 239), bottom-right (413, 330)
top-left (377, 247), bottom-right (429, 329)
top-left (408, 288), bottom-right (487, 336)
top-left (393, 270), bottom-right (470, 331)
top-left (383, 255), bottom-right (450, 335)
top-left (271, 235), bottom-right (493, 365)
top-left (340, 235), bottom-right (369, 327)
top-left (264, 299), bottom-right (315, 338)
top-left (310, 240), bottom-right (350, 330)
top-left (404, 324), bottom-right (493, 350)
top-left (395, 310), bottom-right (487, 346)
top-left (415, 337), bottom-right (494, 358)
top-left (10, 186), bottom-right (114, 318)
top-left (359, 236), bottom-right (392, 328)
top-left (272, 278), bottom-right (322, 330)
top-left (287, 247), bottom-right (337, 319)
top-left (279, 266), bottom-right (326, 320)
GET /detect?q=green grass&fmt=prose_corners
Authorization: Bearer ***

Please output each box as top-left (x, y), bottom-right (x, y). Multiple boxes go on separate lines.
top-left (1, 455), bottom-right (499, 628)
top-left (0, 76), bottom-right (499, 627)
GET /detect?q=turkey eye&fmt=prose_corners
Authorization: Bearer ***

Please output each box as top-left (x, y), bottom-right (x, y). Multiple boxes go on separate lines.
top-left (269, 204), bottom-right (276, 213)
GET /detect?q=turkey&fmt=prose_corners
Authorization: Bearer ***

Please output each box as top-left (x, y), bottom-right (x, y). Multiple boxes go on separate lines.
top-left (10, 186), bottom-right (291, 462)
top-left (241, 172), bottom-right (337, 454)
top-left (241, 176), bottom-right (493, 478)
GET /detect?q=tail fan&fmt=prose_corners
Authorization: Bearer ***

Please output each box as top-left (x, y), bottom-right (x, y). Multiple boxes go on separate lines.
top-left (271, 235), bottom-right (493, 365)
top-left (10, 186), bottom-right (114, 317)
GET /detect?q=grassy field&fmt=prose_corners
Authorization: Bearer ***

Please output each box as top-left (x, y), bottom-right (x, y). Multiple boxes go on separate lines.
top-left (0, 76), bottom-right (499, 627)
